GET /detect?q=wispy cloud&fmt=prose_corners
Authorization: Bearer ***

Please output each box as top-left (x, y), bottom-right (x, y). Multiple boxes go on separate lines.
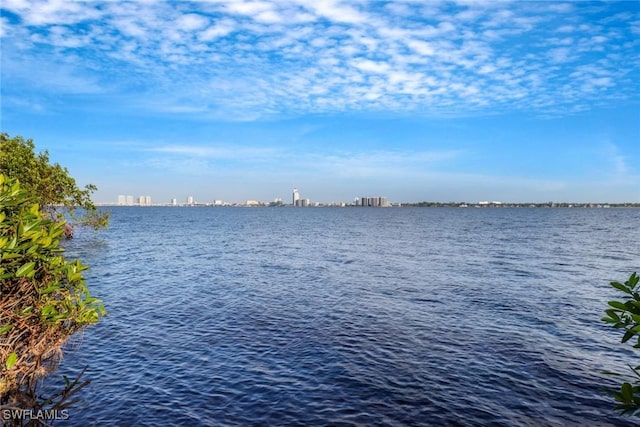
top-left (148, 144), bottom-right (282, 161)
top-left (601, 142), bottom-right (639, 185)
top-left (304, 149), bottom-right (463, 179)
top-left (141, 142), bottom-right (462, 181)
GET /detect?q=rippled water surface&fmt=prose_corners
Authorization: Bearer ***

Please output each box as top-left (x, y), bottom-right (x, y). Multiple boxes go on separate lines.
top-left (51, 207), bottom-right (639, 426)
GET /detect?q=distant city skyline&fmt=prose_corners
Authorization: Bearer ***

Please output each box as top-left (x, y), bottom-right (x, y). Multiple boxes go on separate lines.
top-left (110, 188), bottom-right (637, 207)
top-left (114, 188), bottom-right (394, 206)
top-left (1, 1), bottom-right (638, 203)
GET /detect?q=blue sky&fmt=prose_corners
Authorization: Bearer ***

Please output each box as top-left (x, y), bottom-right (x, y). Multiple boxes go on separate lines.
top-left (1, 0), bottom-right (639, 204)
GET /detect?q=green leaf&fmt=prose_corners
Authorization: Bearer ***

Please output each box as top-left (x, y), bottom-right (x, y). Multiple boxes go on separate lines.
top-left (38, 284), bottom-right (60, 294)
top-left (68, 272), bottom-right (83, 282)
top-left (609, 301), bottom-right (628, 311)
top-left (41, 305), bottom-right (54, 317)
top-left (621, 383), bottom-right (633, 402)
top-left (611, 281), bottom-right (632, 294)
top-left (22, 219), bottom-right (40, 233)
top-left (15, 261), bottom-right (36, 277)
top-left (606, 309), bottom-right (621, 321)
top-left (5, 352), bottom-right (17, 370)
top-left (0, 324), bottom-right (12, 335)
top-left (622, 329), bottom-right (636, 344)
top-left (7, 236), bottom-right (17, 249)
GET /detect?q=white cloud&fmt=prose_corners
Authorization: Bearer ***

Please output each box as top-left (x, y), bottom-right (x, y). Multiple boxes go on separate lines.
top-left (2, 0), bottom-right (101, 25)
top-left (352, 58), bottom-right (390, 74)
top-left (199, 20), bottom-right (235, 41)
top-left (478, 64), bottom-right (497, 74)
top-left (178, 13), bottom-right (209, 31)
top-left (305, 0), bottom-right (367, 24)
top-left (548, 47), bottom-right (573, 64)
top-left (225, 1), bottom-right (273, 16)
top-left (1, 0), bottom-right (638, 118)
top-left (0, 16), bottom-right (10, 38)
top-left (406, 39), bottom-right (436, 56)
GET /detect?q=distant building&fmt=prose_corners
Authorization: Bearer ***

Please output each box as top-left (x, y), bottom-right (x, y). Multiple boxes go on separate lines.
top-left (213, 200), bottom-right (224, 206)
top-left (270, 198), bottom-right (284, 207)
top-left (126, 195), bottom-right (134, 205)
top-left (292, 188), bottom-right (300, 206)
top-left (360, 196), bottom-right (389, 207)
top-left (145, 196), bottom-right (152, 206)
top-left (117, 195), bottom-right (126, 205)
top-left (187, 196), bottom-right (194, 205)
top-left (138, 196), bottom-right (145, 206)
top-left (171, 198), bottom-right (177, 206)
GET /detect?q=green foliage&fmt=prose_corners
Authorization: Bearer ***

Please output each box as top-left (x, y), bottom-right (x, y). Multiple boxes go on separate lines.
top-left (0, 133), bottom-right (109, 231)
top-left (602, 272), bottom-right (640, 415)
top-left (0, 174), bottom-right (105, 396)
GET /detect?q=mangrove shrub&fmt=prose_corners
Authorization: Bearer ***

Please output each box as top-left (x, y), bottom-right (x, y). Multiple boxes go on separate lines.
top-left (0, 174), bottom-right (105, 408)
top-left (602, 272), bottom-right (640, 415)
top-left (0, 133), bottom-right (108, 233)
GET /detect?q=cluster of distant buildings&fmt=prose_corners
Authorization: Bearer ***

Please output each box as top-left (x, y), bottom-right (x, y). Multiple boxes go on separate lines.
top-left (117, 195), bottom-right (152, 206)
top-left (356, 196), bottom-right (390, 207)
top-left (292, 188), bottom-right (391, 207)
top-left (114, 189), bottom-right (394, 207)
top-left (112, 192), bottom-right (636, 208)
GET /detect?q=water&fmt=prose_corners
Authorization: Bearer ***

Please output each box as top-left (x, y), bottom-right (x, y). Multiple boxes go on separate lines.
top-left (47, 207), bottom-right (639, 426)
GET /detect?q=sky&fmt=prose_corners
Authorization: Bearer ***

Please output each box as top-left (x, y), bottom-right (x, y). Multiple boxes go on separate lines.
top-left (1, 0), bottom-right (639, 204)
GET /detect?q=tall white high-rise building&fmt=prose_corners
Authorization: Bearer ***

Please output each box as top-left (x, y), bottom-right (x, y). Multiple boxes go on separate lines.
top-left (292, 188), bottom-right (300, 206)
top-left (117, 195), bottom-right (126, 205)
top-left (126, 195), bottom-right (134, 205)
top-left (145, 196), bottom-right (152, 206)
top-left (171, 198), bottom-right (177, 206)
top-left (187, 196), bottom-right (194, 205)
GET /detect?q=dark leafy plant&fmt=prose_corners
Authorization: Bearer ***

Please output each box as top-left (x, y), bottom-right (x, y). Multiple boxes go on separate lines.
top-left (0, 174), bottom-right (105, 423)
top-left (602, 272), bottom-right (640, 415)
top-left (0, 133), bottom-right (109, 234)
